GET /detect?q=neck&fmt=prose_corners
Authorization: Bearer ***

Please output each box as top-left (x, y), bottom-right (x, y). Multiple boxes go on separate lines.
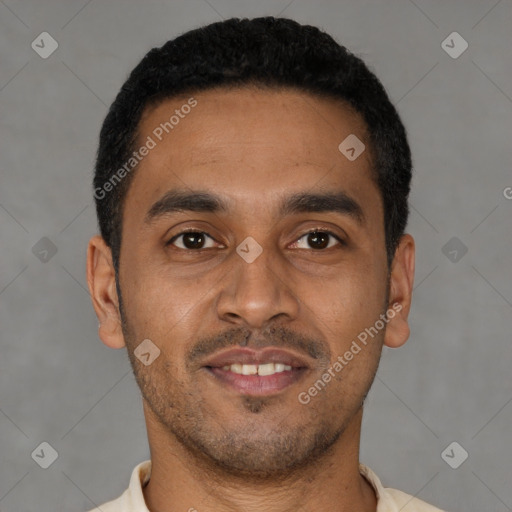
top-left (141, 404), bottom-right (377, 512)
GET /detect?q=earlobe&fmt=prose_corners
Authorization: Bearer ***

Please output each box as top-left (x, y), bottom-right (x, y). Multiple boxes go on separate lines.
top-left (86, 235), bottom-right (126, 349)
top-left (383, 234), bottom-right (415, 349)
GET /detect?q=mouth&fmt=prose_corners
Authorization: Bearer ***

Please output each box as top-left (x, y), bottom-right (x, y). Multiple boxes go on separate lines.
top-left (201, 347), bottom-right (312, 396)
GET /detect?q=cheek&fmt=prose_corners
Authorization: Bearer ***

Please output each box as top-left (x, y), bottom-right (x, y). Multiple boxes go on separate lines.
top-left (304, 262), bottom-right (387, 336)
top-left (130, 286), bottom-right (192, 337)
top-left (120, 266), bottom-right (210, 368)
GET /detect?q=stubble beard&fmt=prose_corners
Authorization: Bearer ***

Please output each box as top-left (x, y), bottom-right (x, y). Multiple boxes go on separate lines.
top-left (116, 278), bottom-right (384, 481)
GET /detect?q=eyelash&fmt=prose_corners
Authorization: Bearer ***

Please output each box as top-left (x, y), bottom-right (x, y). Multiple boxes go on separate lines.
top-left (166, 228), bottom-right (345, 250)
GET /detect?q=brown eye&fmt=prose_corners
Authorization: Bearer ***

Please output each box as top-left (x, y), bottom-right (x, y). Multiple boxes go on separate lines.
top-left (168, 231), bottom-right (217, 250)
top-left (292, 230), bottom-right (343, 250)
top-left (307, 232), bottom-right (329, 249)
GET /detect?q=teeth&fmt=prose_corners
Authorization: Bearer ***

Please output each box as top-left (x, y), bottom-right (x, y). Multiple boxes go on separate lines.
top-left (257, 363), bottom-right (275, 376)
top-left (221, 363), bottom-right (293, 376)
top-left (242, 364), bottom-right (258, 375)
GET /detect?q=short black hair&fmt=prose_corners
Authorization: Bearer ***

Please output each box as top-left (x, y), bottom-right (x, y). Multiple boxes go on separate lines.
top-left (93, 16), bottom-right (412, 271)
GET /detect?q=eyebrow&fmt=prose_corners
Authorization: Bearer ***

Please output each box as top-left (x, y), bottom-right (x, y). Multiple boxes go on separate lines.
top-left (144, 188), bottom-right (365, 225)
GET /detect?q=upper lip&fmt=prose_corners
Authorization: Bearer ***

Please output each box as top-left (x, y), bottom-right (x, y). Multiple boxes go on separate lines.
top-left (202, 347), bottom-right (312, 369)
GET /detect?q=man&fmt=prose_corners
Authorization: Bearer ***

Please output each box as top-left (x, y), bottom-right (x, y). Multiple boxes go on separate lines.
top-left (86, 16), bottom-right (445, 512)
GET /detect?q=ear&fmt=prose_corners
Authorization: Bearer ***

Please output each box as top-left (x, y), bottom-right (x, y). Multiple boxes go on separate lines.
top-left (383, 234), bottom-right (415, 349)
top-left (86, 235), bottom-right (125, 349)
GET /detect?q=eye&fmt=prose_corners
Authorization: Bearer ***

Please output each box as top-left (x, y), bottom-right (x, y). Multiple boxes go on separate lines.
top-left (291, 230), bottom-right (344, 250)
top-left (167, 229), bottom-right (343, 251)
top-left (167, 230), bottom-right (219, 250)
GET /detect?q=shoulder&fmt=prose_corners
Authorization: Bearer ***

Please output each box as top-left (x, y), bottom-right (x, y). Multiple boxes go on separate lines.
top-left (86, 460), bottom-right (152, 512)
top-left (359, 463), bottom-right (446, 512)
top-left (384, 487), bottom-right (447, 511)
top-left (86, 490), bottom-right (131, 512)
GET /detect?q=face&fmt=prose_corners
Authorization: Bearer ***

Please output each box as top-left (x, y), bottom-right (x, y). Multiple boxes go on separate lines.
top-left (88, 86), bottom-right (415, 478)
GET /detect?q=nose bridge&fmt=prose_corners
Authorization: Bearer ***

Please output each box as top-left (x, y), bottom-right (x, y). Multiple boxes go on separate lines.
top-left (216, 237), bottom-right (299, 328)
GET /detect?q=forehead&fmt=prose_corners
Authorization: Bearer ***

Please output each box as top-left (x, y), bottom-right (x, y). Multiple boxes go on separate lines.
top-left (125, 86), bottom-right (380, 221)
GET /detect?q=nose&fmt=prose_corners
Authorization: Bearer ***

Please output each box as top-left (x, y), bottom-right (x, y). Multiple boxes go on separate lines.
top-left (216, 243), bottom-right (300, 330)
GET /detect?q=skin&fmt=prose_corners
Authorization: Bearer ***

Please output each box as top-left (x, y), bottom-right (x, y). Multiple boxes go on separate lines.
top-left (87, 86), bottom-right (415, 512)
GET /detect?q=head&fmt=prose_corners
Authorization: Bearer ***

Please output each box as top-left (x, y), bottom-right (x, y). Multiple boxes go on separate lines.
top-left (87, 17), bottom-right (415, 479)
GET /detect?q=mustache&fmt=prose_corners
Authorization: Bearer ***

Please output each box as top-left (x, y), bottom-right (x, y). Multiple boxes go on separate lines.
top-left (187, 324), bottom-right (331, 367)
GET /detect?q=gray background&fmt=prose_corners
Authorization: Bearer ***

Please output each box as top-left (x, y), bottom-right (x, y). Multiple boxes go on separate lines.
top-left (0, 0), bottom-right (511, 511)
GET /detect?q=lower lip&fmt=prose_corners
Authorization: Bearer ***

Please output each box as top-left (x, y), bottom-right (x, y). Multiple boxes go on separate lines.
top-left (205, 367), bottom-right (308, 396)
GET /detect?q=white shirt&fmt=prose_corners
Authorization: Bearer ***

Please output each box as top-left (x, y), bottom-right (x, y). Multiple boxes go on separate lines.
top-left (88, 460), bottom-right (445, 511)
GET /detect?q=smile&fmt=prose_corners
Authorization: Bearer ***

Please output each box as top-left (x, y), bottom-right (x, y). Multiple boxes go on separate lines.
top-left (201, 347), bottom-right (312, 396)
top-left (221, 362), bottom-right (292, 376)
